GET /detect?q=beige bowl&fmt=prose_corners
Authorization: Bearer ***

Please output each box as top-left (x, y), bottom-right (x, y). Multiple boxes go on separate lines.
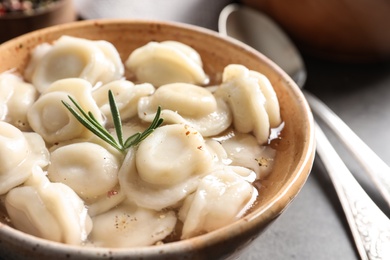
top-left (0, 19), bottom-right (315, 259)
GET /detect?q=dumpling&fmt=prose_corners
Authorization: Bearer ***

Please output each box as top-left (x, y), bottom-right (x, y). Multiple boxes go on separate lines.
top-left (93, 39), bottom-right (125, 83)
top-left (47, 142), bottom-right (122, 201)
top-left (5, 168), bottom-right (92, 245)
top-left (138, 82), bottom-right (232, 137)
top-left (216, 132), bottom-right (277, 178)
top-left (86, 185), bottom-right (126, 217)
top-left (88, 202), bottom-right (176, 247)
top-left (179, 168), bottom-right (258, 239)
top-left (0, 71), bottom-right (38, 131)
top-left (119, 124), bottom-right (214, 210)
top-left (248, 70), bottom-right (282, 128)
top-left (125, 41), bottom-right (209, 86)
top-left (135, 124), bottom-right (213, 185)
top-left (26, 35), bottom-right (124, 92)
top-left (112, 117), bottom-right (149, 141)
top-left (93, 79), bottom-right (155, 126)
top-left (0, 74), bottom-right (13, 121)
top-left (0, 121), bottom-right (49, 195)
top-left (215, 64), bottom-right (281, 144)
top-left (24, 43), bottom-right (52, 83)
top-left (201, 139), bottom-right (258, 183)
top-left (27, 78), bottom-right (103, 144)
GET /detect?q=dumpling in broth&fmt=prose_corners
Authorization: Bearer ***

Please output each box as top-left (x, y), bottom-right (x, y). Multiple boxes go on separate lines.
top-left (215, 64), bottom-right (282, 144)
top-left (0, 71), bottom-right (38, 131)
top-left (26, 36), bottom-right (124, 92)
top-left (179, 168), bottom-right (258, 239)
top-left (0, 121), bottom-right (49, 195)
top-left (119, 124), bottom-right (215, 211)
top-left (93, 79), bottom-right (155, 126)
top-left (125, 41), bottom-right (209, 86)
top-left (47, 142), bottom-right (122, 201)
top-left (138, 82), bottom-right (232, 137)
top-left (88, 202), bottom-right (176, 248)
top-left (5, 168), bottom-right (92, 245)
top-left (27, 78), bottom-right (103, 144)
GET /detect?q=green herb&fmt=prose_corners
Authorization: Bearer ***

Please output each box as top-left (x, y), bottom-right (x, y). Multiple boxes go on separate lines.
top-left (62, 90), bottom-right (163, 153)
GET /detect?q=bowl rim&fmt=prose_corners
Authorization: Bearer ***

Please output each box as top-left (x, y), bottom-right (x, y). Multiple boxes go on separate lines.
top-left (0, 18), bottom-right (315, 257)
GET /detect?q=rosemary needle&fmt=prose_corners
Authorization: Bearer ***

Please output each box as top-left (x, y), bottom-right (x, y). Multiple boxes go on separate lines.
top-left (62, 90), bottom-right (163, 153)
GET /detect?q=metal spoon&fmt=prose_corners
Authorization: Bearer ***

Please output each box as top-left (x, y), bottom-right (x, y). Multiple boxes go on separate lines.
top-left (219, 4), bottom-right (390, 259)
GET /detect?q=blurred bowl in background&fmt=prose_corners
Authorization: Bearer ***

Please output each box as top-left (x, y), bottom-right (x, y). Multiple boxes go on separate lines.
top-left (0, 0), bottom-right (76, 43)
top-left (242, 0), bottom-right (390, 62)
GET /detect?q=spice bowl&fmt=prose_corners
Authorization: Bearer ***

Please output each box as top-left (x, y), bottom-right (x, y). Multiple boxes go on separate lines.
top-left (0, 0), bottom-right (76, 43)
top-left (0, 19), bottom-right (315, 259)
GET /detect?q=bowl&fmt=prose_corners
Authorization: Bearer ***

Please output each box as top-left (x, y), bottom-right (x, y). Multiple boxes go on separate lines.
top-left (0, 0), bottom-right (76, 43)
top-left (242, 0), bottom-right (390, 62)
top-left (0, 19), bottom-right (315, 259)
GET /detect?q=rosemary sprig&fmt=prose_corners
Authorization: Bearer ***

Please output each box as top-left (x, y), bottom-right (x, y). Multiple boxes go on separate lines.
top-left (62, 90), bottom-right (163, 153)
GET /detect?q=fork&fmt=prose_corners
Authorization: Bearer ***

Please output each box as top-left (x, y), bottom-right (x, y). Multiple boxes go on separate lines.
top-left (305, 91), bottom-right (390, 207)
top-left (306, 92), bottom-right (390, 260)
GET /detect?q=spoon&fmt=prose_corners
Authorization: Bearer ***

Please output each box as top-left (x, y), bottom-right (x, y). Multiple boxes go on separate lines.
top-left (219, 4), bottom-right (390, 259)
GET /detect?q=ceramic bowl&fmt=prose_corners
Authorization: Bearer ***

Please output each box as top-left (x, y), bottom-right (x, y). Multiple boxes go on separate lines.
top-left (0, 19), bottom-right (315, 259)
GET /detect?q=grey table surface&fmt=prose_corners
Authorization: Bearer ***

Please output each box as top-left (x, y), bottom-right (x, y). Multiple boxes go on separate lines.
top-left (241, 56), bottom-right (390, 260)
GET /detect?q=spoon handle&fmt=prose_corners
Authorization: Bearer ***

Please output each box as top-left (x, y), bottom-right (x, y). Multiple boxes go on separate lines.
top-left (314, 122), bottom-right (390, 260)
top-left (304, 91), bottom-right (390, 207)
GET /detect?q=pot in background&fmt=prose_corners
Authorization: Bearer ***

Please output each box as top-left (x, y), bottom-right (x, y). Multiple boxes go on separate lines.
top-left (242, 0), bottom-right (390, 62)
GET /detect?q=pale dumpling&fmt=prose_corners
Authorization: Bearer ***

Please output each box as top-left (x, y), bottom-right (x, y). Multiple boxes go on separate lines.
top-left (5, 168), bottom-right (92, 245)
top-left (86, 185), bottom-right (126, 217)
top-left (88, 202), bottom-right (176, 247)
top-left (0, 74), bottom-right (12, 121)
top-left (136, 124), bottom-right (213, 185)
top-left (138, 82), bottom-right (232, 137)
top-left (248, 70), bottom-right (282, 128)
top-left (179, 168), bottom-right (258, 239)
top-left (217, 132), bottom-right (276, 178)
top-left (0, 71), bottom-right (38, 131)
top-left (24, 43), bottom-right (52, 83)
top-left (215, 64), bottom-right (282, 144)
top-left (27, 78), bottom-right (103, 144)
top-left (26, 35), bottom-right (124, 92)
top-left (125, 41), bottom-right (209, 86)
top-left (93, 39), bottom-right (125, 83)
top-left (47, 142), bottom-right (122, 201)
top-left (119, 124), bottom-right (214, 211)
top-left (93, 79), bottom-right (155, 126)
top-left (0, 121), bottom-right (49, 195)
